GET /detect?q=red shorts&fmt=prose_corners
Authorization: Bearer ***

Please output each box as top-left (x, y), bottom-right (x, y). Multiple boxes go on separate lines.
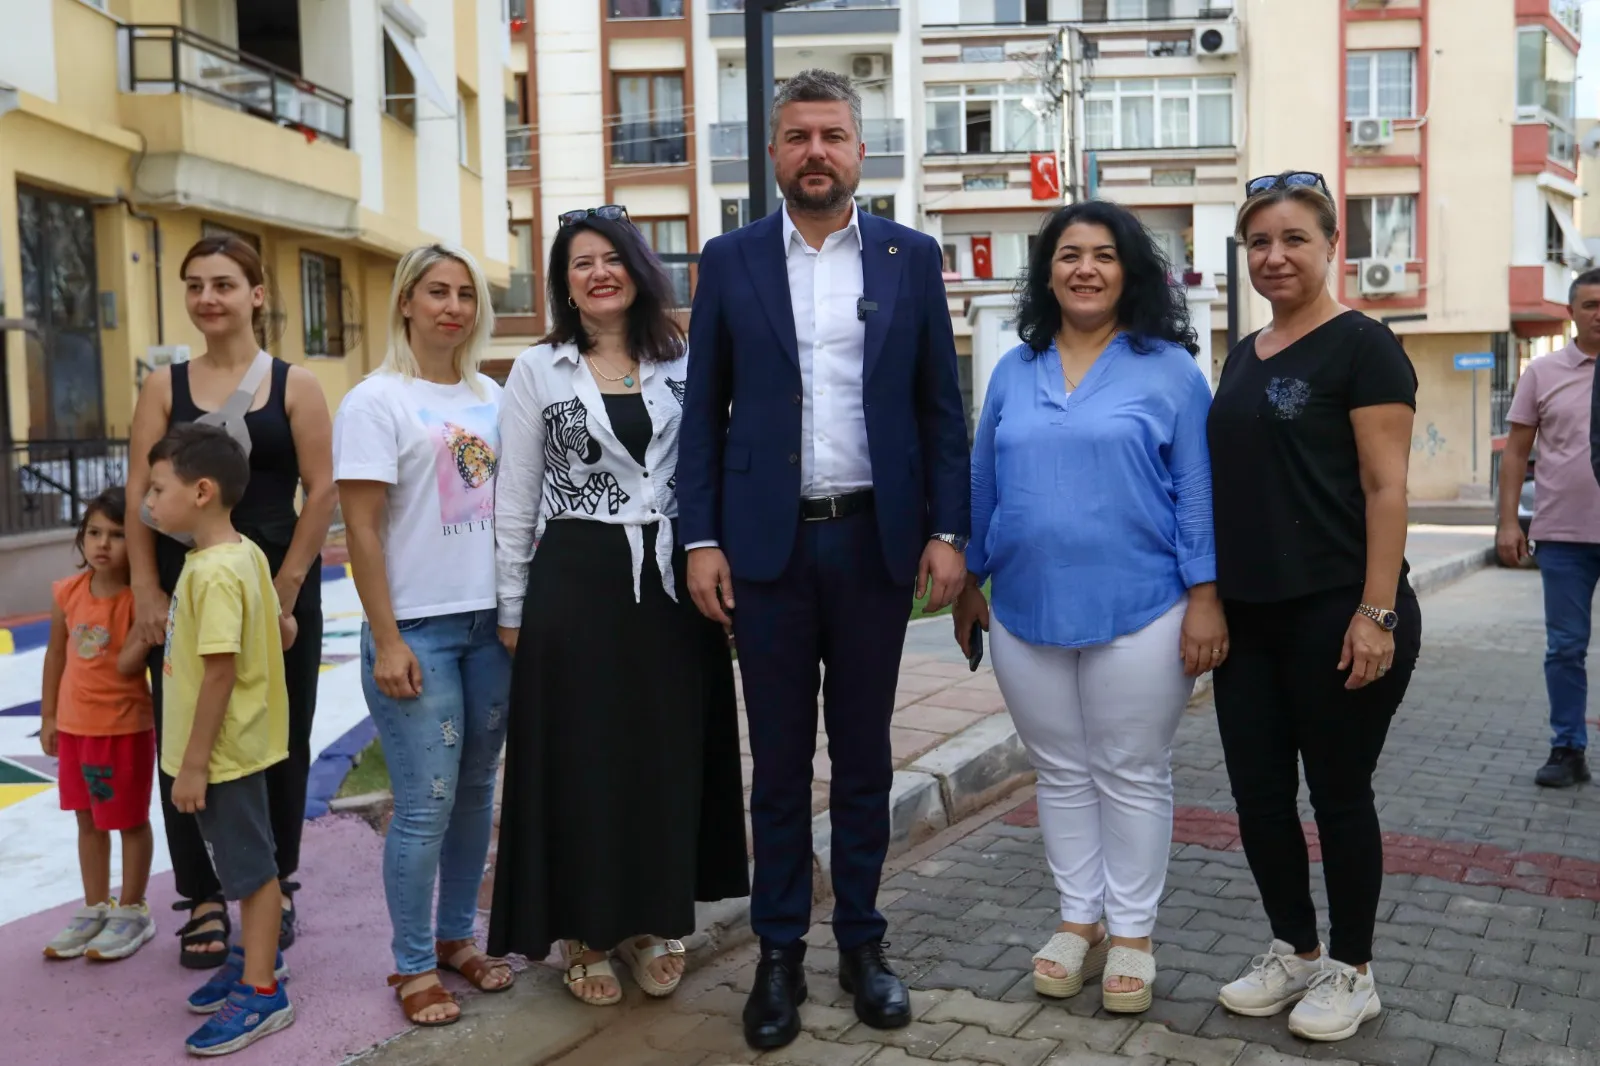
top-left (57, 729), bottom-right (156, 832)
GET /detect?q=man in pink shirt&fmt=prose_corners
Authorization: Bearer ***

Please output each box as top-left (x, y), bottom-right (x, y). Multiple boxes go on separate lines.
top-left (1497, 269), bottom-right (1600, 788)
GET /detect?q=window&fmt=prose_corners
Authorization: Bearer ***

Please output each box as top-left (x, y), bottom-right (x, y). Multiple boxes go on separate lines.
top-left (496, 222), bottom-right (536, 314)
top-left (383, 35), bottom-right (416, 128)
top-left (962, 174), bottom-right (1007, 190)
top-left (961, 45), bottom-right (1005, 63)
top-left (1345, 196), bottom-right (1416, 261)
top-left (926, 83), bottom-right (1052, 155)
top-left (942, 243), bottom-right (958, 273)
top-left (613, 74), bottom-right (687, 165)
top-left (1111, 0), bottom-right (1173, 18)
top-left (855, 195), bottom-right (896, 218)
top-left (1346, 51), bottom-right (1415, 119)
top-left (457, 88), bottom-right (480, 169)
top-left (1518, 27), bottom-right (1576, 121)
top-left (514, 73), bottom-right (530, 124)
top-left (300, 252), bottom-right (344, 356)
top-left (608, 0), bottom-right (684, 15)
top-left (1082, 77), bottom-right (1232, 150)
top-left (635, 217), bottom-right (692, 307)
top-left (721, 198), bottom-right (750, 233)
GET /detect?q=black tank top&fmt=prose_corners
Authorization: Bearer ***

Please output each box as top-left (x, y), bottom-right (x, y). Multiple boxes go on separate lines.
top-left (155, 358), bottom-right (303, 591)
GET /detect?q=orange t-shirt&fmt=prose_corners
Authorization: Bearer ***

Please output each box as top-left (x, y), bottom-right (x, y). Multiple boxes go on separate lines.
top-left (52, 570), bottom-right (154, 736)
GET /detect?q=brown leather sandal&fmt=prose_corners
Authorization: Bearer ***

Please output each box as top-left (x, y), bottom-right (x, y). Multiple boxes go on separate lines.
top-left (436, 938), bottom-right (515, 993)
top-left (388, 970), bottom-right (461, 1027)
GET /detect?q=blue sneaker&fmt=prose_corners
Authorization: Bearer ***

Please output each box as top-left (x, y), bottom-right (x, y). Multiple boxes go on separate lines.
top-left (185, 982), bottom-right (294, 1056)
top-left (187, 946), bottom-right (290, 1014)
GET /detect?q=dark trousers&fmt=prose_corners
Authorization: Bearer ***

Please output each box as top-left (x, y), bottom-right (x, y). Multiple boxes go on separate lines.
top-left (1211, 584), bottom-right (1420, 966)
top-left (732, 509), bottom-right (912, 951)
top-left (150, 560), bottom-right (322, 905)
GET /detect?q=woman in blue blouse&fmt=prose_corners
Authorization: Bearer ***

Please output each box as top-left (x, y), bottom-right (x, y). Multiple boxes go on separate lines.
top-left (953, 201), bottom-right (1223, 1014)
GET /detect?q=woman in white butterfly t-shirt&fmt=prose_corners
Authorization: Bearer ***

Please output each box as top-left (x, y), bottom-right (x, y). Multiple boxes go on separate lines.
top-left (333, 245), bottom-right (515, 1027)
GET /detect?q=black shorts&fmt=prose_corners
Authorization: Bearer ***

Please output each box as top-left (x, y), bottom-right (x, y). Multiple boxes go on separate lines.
top-left (194, 771), bottom-right (279, 902)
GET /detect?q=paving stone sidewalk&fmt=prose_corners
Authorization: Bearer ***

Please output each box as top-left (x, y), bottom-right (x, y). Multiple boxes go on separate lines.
top-left (511, 562), bottom-right (1600, 1066)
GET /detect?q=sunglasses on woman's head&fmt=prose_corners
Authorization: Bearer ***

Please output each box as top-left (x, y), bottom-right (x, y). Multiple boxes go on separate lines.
top-left (1245, 172), bottom-right (1330, 197)
top-left (559, 205), bottom-right (631, 227)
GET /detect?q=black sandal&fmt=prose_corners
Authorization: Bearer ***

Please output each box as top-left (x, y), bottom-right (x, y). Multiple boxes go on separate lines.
top-left (279, 880), bottom-right (300, 951)
top-left (174, 896), bottom-right (231, 970)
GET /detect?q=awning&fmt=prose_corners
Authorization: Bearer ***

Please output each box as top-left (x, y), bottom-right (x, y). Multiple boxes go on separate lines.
top-left (1545, 192), bottom-right (1591, 266)
top-left (381, 15), bottom-right (454, 117)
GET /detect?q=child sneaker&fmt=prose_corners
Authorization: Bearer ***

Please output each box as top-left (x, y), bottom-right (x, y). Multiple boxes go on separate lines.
top-left (43, 902), bottom-right (111, 959)
top-left (85, 901), bottom-right (156, 960)
top-left (1217, 938), bottom-right (1324, 1016)
top-left (1287, 959), bottom-right (1381, 1042)
top-left (188, 946), bottom-right (291, 1014)
top-left (185, 982), bottom-right (295, 1056)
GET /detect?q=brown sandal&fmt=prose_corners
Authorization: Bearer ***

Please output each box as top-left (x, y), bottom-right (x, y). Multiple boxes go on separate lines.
top-left (388, 970), bottom-right (461, 1027)
top-left (436, 938), bottom-right (515, 993)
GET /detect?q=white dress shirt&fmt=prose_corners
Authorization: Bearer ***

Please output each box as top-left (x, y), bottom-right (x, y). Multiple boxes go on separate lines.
top-left (783, 204), bottom-right (872, 496)
top-left (494, 341), bottom-right (685, 627)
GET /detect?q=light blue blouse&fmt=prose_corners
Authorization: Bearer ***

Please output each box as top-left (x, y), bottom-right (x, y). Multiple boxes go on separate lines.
top-left (968, 334), bottom-right (1217, 648)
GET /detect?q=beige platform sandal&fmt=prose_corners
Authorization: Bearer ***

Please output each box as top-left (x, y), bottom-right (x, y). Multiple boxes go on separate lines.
top-left (1101, 945), bottom-right (1157, 1014)
top-left (1031, 928), bottom-right (1110, 999)
top-left (561, 940), bottom-right (623, 1006)
top-left (616, 936), bottom-right (687, 997)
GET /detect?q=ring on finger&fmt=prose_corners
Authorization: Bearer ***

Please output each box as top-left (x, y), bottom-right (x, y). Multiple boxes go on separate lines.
top-left (1210, 647), bottom-right (1222, 658)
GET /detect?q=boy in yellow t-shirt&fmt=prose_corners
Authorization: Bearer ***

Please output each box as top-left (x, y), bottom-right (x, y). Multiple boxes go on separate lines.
top-left (144, 423), bottom-right (298, 1057)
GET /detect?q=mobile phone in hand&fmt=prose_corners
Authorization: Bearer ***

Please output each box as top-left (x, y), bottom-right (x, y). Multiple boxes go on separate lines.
top-left (967, 621), bottom-right (984, 671)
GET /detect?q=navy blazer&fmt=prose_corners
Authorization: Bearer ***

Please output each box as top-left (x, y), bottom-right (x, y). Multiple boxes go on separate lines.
top-left (679, 209), bottom-right (971, 585)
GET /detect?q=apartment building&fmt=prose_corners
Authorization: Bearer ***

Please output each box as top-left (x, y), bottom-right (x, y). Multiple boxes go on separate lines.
top-left (0, 0), bottom-right (512, 444)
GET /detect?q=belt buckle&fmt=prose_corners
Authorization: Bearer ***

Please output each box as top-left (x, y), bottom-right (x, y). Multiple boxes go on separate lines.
top-left (829, 495), bottom-right (839, 519)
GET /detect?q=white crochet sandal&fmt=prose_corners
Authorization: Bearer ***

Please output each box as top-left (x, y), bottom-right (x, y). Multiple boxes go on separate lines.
top-left (561, 940), bottom-right (622, 1006)
top-left (1102, 945), bottom-right (1157, 1013)
top-left (616, 936), bottom-right (687, 997)
top-left (1032, 928), bottom-right (1110, 999)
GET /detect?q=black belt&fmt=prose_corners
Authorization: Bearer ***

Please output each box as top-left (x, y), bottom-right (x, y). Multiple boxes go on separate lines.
top-left (800, 489), bottom-right (873, 522)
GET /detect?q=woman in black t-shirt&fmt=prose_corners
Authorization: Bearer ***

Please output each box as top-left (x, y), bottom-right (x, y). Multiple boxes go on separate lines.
top-left (1205, 173), bottom-right (1419, 1044)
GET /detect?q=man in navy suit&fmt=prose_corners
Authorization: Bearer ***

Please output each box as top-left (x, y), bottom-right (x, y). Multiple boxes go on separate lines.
top-left (679, 69), bottom-right (971, 1050)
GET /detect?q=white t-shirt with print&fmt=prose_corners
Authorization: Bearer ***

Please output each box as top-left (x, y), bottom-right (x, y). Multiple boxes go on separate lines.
top-left (333, 371), bottom-right (504, 621)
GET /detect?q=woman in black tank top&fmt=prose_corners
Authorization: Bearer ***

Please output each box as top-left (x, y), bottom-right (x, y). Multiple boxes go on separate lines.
top-left (125, 236), bottom-right (337, 968)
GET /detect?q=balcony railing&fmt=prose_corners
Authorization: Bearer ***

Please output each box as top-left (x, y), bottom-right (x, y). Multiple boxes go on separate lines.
top-left (712, 0), bottom-right (893, 9)
top-left (710, 117), bottom-right (904, 159)
top-left (2, 439), bottom-right (130, 537)
top-left (1549, 123), bottom-right (1577, 168)
top-left (496, 272), bottom-right (538, 315)
top-left (507, 125), bottom-right (534, 169)
top-left (922, 0), bottom-right (1231, 24)
top-left (612, 120), bottom-right (688, 165)
top-left (122, 25), bottom-right (350, 146)
top-left (609, 0), bottom-right (684, 15)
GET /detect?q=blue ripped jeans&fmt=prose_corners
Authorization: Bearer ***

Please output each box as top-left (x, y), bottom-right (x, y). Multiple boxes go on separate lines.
top-left (361, 608), bottom-right (511, 976)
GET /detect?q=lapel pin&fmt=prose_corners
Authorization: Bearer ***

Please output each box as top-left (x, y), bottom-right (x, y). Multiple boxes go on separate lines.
top-left (888, 245), bottom-right (898, 255)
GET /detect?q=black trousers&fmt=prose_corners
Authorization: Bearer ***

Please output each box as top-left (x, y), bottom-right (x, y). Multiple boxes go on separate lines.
top-left (150, 547), bottom-right (322, 906)
top-left (1212, 583), bottom-right (1420, 966)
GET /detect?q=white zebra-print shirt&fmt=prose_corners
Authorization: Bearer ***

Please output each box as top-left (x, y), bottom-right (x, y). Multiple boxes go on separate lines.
top-left (494, 341), bottom-right (687, 628)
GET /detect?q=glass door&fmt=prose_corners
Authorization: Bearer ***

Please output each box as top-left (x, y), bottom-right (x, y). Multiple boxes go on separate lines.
top-left (17, 186), bottom-right (104, 440)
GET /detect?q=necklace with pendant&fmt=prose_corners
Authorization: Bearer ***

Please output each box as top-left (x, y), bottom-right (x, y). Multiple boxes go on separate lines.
top-left (587, 353), bottom-right (638, 388)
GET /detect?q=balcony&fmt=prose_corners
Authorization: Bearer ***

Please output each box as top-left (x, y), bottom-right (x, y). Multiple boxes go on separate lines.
top-left (507, 125), bottom-right (534, 170)
top-left (612, 120), bottom-right (688, 166)
top-left (609, 0), bottom-right (685, 15)
top-left (709, 0), bottom-right (900, 38)
top-left (708, 118), bottom-right (906, 181)
top-left (924, 0), bottom-right (1232, 24)
top-left (495, 272), bottom-right (538, 315)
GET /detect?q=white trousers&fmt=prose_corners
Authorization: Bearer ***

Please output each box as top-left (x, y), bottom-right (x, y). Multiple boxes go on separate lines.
top-left (990, 600), bottom-right (1193, 938)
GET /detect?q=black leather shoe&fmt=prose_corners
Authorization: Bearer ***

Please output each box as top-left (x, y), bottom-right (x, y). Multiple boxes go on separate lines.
top-left (1535, 746), bottom-right (1591, 788)
top-left (838, 941), bottom-right (911, 1030)
top-left (743, 943), bottom-right (807, 1050)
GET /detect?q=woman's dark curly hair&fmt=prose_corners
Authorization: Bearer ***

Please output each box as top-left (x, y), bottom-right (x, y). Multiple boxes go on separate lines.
top-left (542, 216), bottom-right (685, 363)
top-left (1015, 201), bottom-right (1198, 357)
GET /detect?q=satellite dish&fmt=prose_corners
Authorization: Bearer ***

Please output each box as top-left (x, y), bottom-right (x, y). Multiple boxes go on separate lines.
top-left (1582, 126), bottom-right (1600, 157)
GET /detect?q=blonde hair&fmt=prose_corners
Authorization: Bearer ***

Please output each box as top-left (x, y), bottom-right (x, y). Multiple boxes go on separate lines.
top-left (1235, 183), bottom-right (1339, 243)
top-left (377, 244), bottom-right (496, 396)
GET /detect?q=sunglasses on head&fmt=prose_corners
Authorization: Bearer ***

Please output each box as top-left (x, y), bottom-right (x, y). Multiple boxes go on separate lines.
top-left (558, 204), bottom-right (631, 228)
top-left (1245, 172), bottom-right (1330, 197)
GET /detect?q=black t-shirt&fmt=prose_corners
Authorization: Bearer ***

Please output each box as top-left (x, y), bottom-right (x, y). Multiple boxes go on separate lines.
top-left (1207, 310), bottom-right (1417, 603)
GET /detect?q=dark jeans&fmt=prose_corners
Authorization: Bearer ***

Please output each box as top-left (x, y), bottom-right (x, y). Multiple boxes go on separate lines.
top-left (151, 550), bottom-right (322, 907)
top-left (1212, 584), bottom-right (1421, 966)
top-left (1535, 540), bottom-right (1600, 751)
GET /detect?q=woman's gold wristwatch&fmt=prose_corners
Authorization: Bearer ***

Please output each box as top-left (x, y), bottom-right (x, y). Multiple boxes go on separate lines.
top-left (1356, 603), bottom-right (1399, 631)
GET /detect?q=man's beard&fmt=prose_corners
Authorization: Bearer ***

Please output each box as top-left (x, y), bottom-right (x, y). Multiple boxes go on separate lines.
top-left (783, 166), bottom-right (858, 213)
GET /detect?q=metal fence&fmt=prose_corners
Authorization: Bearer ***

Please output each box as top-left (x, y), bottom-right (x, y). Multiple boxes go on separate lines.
top-left (1, 439), bottom-right (132, 537)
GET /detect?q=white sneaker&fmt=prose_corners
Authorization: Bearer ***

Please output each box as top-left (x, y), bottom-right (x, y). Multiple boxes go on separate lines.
top-left (84, 901), bottom-right (156, 961)
top-left (1287, 959), bottom-right (1381, 1042)
top-left (1217, 939), bottom-right (1324, 1016)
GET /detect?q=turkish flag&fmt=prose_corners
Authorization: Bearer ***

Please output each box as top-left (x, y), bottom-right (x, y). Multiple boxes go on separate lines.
top-left (971, 236), bottom-right (993, 279)
top-left (1031, 153), bottom-right (1061, 201)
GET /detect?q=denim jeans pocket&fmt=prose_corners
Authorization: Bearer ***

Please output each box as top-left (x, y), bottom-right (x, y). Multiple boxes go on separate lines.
top-left (396, 617), bottom-right (429, 633)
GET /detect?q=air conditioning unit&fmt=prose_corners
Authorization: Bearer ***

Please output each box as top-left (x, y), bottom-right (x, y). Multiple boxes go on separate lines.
top-left (1358, 258), bottom-right (1407, 296)
top-left (850, 54), bottom-right (888, 81)
top-left (1193, 22), bottom-right (1239, 58)
top-left (1349, 117), bottom-right (1394, 148)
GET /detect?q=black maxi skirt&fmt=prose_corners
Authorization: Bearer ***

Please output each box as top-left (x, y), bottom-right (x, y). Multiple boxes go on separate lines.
top-left (487, 518), bottom-right (750, 957)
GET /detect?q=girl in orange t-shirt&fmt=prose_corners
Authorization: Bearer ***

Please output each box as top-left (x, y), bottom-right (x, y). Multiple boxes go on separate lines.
top-left (39, 487), bottom-right (159, 961)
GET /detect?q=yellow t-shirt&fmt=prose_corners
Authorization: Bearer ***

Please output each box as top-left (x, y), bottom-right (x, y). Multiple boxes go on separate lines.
top-left (161, 538), bottom-right (288, 783)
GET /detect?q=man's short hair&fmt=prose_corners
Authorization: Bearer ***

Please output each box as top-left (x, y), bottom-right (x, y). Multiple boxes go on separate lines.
top-left (1569, 267), bottom-right (1600, 307)
top-left (148, 423), bottom-right (250, 509)
top-left (769, 68), bottom-right (863, 144)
